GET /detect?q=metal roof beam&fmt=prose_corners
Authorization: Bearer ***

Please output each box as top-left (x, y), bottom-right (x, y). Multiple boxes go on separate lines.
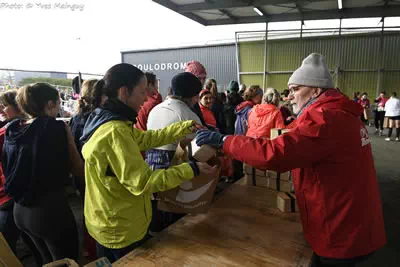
top-left (152, 0), bottom-right (209, 25)
top-left (174, 0), bottom-right (320, 13)
top-left (205, 5), bottom-right (400, 25)
top-left (219, 9), bottom-right (238, 20)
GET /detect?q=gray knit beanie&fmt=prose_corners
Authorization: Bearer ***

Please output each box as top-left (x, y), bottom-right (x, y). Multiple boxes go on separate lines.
top-left (288, 53), bottom-right (334, 89)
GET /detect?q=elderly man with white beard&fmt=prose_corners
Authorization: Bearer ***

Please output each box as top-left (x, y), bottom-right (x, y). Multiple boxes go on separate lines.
top-left (195, 53), bottom-right (386, 267)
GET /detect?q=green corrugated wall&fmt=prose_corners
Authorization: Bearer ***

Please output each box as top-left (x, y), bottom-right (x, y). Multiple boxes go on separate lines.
top-left (238, 32), bottom-right (400, 98)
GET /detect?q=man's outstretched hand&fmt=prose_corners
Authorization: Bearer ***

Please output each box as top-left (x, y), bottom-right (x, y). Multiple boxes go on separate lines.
top-left (195, 130), bottom-right (226, 148)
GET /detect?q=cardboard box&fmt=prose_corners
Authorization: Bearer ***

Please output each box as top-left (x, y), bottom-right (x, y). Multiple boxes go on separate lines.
top-left (0, 233), bottom-right (23, 267)
top-left (157, 142), bottom-right (221, 214)
top-left (240, 174), bottom-right (268, 187)
top-left (84, 257), bottom-right (112, 267)
top-left (267, 170), bottom-right (291, 181)
top-left (277, 192), bottom-right (298, 213)
top-left (243, 163), bottom-right (266, 176)
top-left (190, 139), bottom-right (217, 162)
top-left (267, 178), bottom-right (293, 192)
top-left (270, 128), bottom-right (290, 140)
top-left (277, 192), bottom-right (291, 213)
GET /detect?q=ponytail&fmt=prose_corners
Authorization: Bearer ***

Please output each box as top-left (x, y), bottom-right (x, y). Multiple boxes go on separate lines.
top-left (76, 79), bottom-right (101, 114)
top-left (263, 88), bottom-right (280, 106)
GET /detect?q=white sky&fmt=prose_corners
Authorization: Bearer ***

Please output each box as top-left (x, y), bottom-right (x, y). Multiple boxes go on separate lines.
top-left (0, 0), bottom-right (399, 75)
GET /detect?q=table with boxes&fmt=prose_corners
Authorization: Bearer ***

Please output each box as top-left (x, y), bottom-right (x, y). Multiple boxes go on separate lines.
top-left (239, 129), bottom-right (298, 213)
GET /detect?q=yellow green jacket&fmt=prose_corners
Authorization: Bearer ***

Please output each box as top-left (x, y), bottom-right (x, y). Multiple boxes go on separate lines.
top-left (82, 119), bottom-right (194, 249)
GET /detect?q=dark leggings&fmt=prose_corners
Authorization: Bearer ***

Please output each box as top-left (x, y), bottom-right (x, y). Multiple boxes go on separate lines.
top-left (0, 204), bottom-right (44, 266)
top-left (0, 204), bottom-right (20, 253)
top-left (13, 192), bottom-right (79, 264)
top-left (374, 111), bottom-right (385, 130)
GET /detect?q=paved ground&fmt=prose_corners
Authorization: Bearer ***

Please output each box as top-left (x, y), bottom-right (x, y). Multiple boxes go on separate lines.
top-left (358, 127), bottom-right (400, 267)
top-left (17, 126), bottom-right (400, 266)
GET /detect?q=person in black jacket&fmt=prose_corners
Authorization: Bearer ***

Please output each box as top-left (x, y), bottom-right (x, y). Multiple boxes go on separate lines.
top-left (224, 91), bottom-right (243, 135)
top-left (69, 79), bottom-right (106, 198)
top-left (2, 83), bottom-right (84, 264)
top-left (69, 79), bottom-right (107, 260)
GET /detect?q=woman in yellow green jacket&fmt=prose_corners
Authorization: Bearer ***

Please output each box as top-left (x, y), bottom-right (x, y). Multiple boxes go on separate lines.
top-left (80, 63), bottom-right (217, 262)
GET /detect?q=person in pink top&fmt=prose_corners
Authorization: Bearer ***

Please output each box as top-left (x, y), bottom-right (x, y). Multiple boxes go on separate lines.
top-left (359, 93), bottom-right (370, 125)
top-left (374, 91), bottom-right (388, 135)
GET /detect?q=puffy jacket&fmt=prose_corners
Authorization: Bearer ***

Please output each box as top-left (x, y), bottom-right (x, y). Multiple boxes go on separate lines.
top-left (222, 89), bottom-right (386, 258)
top-left (384, 97), bottom-right (400, 117)
top-left (246, 104), bottom-right (295, 139)
top-left (234, 100), bottom-right (254, 135)
top-left (135, 93), bottom-right (162, 131)
top-left (82, 109), bottom-right (195, 249)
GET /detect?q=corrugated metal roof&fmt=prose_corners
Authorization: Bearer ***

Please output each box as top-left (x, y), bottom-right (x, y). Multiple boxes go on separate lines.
top-left (153, 0), bottom-right (400, 26)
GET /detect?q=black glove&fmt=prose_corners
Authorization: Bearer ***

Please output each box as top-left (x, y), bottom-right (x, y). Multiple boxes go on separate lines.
top-left (195, 130), bottom-right (225, 148)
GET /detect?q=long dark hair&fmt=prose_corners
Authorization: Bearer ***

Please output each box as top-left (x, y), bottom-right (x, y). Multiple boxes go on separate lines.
top-left (17, 83), bottom-right (59, 117)
top-left (95, 63), bottom-right (145, 99)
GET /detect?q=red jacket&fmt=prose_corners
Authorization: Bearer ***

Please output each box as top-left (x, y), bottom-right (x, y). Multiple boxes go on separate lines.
top-left (135, 93), bottom-right (162, 131)
top-left (223, 89), bottom-right (386, 258)
top-left (200, 104), bottom-right (217, 128)
top-left (246, 104), bottom-right (295, 139)
top-left (0, 126), bottom-right (12, 208)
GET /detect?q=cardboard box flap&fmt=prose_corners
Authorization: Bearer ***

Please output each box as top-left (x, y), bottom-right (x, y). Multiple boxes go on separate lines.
top-left (84, 257), bottom-right (112, 267)
top-left (0, 233), bottom-right (23, 267)
top-left (158, 143), bottom-right (221, 214)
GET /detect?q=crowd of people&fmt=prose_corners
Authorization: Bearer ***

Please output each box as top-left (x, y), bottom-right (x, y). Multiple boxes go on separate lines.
top-left (353, 91), bottom-right (400, 141)
top-left (0, 53), bottom-right (387, 267)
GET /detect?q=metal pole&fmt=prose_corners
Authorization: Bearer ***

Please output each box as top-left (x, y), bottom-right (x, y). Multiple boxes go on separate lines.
top-left (376, 17), bottom-right (385, 97)
top-left (78, 72), bottom-right (82, 91)
top-left (299, 20), bottom-right (304, 65)
top-left (263, 22), bottom-right (268, 90)
top-left (235, 32), bottom-right (241, 84)
top-left (336, 18), bottom-right (342, 88)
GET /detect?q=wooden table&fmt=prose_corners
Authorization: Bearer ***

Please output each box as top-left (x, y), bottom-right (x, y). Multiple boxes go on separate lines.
top-left (114, 184), bottom-right (312, 267)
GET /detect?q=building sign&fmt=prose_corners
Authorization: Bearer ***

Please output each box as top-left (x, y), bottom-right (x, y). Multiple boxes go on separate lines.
top-left (133, 62), bottom-right (187, 72)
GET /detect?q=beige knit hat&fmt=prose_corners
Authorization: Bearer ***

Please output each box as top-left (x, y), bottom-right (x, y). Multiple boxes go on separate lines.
top-left (288, 53), bottom-right (334, 89)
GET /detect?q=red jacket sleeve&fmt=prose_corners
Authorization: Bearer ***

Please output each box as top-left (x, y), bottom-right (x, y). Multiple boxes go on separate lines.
top-left (135, 110), bottom-right (147, 131)
top-left (223, 117), bottom-right (332, 173)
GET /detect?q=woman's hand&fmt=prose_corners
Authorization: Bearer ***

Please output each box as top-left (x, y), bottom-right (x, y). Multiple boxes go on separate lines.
top-left (189, 121), bottom-right (206, 133)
